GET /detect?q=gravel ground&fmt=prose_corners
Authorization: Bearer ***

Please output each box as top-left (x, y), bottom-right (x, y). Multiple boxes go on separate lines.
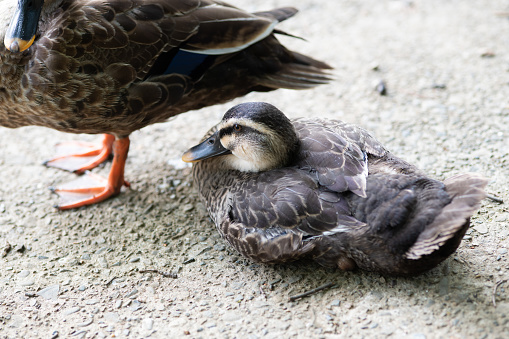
top-left (1, 0), bottom-right (508, 338)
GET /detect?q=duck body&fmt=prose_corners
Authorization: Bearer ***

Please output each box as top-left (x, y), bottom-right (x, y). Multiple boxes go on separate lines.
top-left (0, 0), bottom-right (329, 135)
top-left (0, 0), bottom-right (330, 208)
top-left (184, 102), bottom-right (487, 276)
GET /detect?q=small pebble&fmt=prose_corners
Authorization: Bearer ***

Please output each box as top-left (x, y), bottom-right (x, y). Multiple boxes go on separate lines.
top-left (85, 299), bottom-right (100, 305)
top-left (129, 300), bottom-right (142, 311)
top-left (77, 285), bottom-right (87, 291)
top-left (474, 224), bottom-right (488, 234)
top-left (480, 51), bottom-right (495, 58)
top-left (96, 247), bottom-right (109, 255)
top-left (77, 317), bottom-right (94, 327)
top-left (104, 312), bottom-right (120, 323)
top-left (375, 79), bottom-right (388, 95)
top-left (498, 248), bottom-right (507, 255)
top-left (115, 300), bottom-right (122, 309)
top-left (95, 237), bottom-right (106, 244)
top-left (37, 284), bottom-right (60, 300)
top-left (15, 244), bottom-right (26, 253)
top-left (125, 289), bottom-right (138, 298)
top-left (63, 306), bottom-right (80, 315)
top-left (143, 318), bottom-right (154, 330)
top-left (98, 257), bottom-right (108, 268)
top-left (18, 270), bottom-right (30, 278)
top-left (129, 257), bottom-right (140, 263)
top-left (330, 299), bottom-right (341, 307)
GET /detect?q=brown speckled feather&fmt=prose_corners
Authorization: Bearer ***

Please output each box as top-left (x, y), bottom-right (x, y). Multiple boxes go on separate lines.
top-left (0, 0), bottom-right (330, 137)
top-left (191, 108), bottom-right (487, 276)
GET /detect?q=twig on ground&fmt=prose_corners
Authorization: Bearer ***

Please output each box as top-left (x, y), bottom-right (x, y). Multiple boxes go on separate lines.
top-left (105, 276), bottom-right (119, 287)
top-left (289, 282), bottom-right (334, 301)
top-left (183, 258), bottom-right (195, 265)
top-left (171, 229), bottom-right (187, 240)
top-left (486, 194), bottom-right (504, 204)
top-left (493, 279), bottom-right (507, 308)
top-left (260, 286), bottom-right (267, 300)
top-left (139, 269), bottom-right (178, 279)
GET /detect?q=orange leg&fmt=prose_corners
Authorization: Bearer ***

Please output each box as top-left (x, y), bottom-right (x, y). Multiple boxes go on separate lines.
top-left (44, 134), bottom-right (115, 173)
top-left (52, 137), bottom-right (130, 210)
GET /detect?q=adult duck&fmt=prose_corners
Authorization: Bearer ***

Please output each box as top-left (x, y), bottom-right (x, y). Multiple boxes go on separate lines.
top-left (182, 102), bottom-right (487, 276)
top-left (0, 0), bottom-right (330, 209)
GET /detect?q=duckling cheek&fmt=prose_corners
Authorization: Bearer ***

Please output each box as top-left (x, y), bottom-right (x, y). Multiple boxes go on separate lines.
top-left (231, 143), bottom-right (248, 160)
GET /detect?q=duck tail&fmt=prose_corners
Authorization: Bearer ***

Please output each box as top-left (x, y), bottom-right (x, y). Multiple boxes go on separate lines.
top-left (256, 47), bottom-right (333, 90)
top-left (249, 8), bottom-right (333, 90)
top-left (405, 173), bottom-right (487, 260)
top-left (340, 172), bottom-right (487, 276)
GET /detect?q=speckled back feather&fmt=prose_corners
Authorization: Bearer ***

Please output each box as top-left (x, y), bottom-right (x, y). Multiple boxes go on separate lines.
top-left (0, 0), bottom-right (331, 136)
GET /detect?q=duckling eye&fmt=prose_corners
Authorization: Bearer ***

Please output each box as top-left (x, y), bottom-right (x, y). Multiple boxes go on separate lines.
top-left (233, 124), bottom-right (242, 132)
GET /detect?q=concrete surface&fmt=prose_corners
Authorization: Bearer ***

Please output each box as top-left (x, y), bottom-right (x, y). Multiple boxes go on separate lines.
top-left (0, 0), bottom-right (508, 338)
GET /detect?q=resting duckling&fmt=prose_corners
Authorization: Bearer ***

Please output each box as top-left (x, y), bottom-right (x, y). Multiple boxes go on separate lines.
top-left (0, 0), bottom-right (330, 209)
top-left (182, 102), bottom-right (487, 276)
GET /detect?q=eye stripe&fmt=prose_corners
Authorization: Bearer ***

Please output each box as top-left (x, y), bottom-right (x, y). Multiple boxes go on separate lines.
top-left (219, 125), bottom-right (259, 137)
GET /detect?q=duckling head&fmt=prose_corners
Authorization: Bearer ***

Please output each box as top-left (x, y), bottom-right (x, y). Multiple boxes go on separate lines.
top-left (182, 102), bottom-right (300, 172)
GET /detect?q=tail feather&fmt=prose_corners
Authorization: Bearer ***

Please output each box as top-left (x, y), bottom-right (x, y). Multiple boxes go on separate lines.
top-left (259, 55), bottom-right (333, 90)
top-left (291, 51), bottom-right (333, 70)
top-left (261, 72), bottom-right (331, 89)
top-left (405, 173), bottom-right (487, 259)
top-left (253, 7), bottom-right (298, 22)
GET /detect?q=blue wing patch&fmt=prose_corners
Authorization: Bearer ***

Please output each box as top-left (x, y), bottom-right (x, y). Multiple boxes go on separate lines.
top-left (147, 49), bottom-right (215, 80)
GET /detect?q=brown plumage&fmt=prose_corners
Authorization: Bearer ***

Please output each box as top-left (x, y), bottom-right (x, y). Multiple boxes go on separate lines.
top-left (183, 102), bottom-right (487, 276)
top-left (0, 0), bottom-right (330, 209)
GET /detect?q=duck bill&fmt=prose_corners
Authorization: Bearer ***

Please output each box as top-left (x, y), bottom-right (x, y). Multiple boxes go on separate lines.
top-left (182, 133), bottom-right (232, 163)
top-left (4, 0), bottom-right (44, 52)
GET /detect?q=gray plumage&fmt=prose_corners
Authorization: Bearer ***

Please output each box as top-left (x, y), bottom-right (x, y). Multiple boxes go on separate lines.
top-left (184, 102), bottom-right (487, 276)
